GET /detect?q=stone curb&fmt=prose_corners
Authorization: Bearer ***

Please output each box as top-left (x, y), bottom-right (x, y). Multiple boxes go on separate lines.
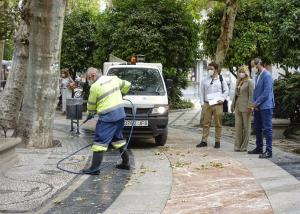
top-left (0, 137), bottom-right (22, 154)
top-left (169, 107), bottom-right (194, 113)
top-left (0, 137), bottom-right (22, 175)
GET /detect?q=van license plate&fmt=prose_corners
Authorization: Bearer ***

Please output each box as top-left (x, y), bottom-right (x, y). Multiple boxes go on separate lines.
top-left (124, 120), bottom-right (148, 127)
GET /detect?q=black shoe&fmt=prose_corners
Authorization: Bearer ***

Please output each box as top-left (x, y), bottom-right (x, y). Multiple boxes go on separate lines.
top-left (259, 151), bottom-right (272, 159)
top-left (196, 141), bottom-right (207, 148)
top-left (81, 168), bottom-right (100, 175)
top-left (214, 142), bottom-right (220, 149)
top-left (81, 152), bottom-right (103, 175)
top-left (248, 147), bottom-right (263, 154)
top-left (116, 163), bottom-right (131, 170)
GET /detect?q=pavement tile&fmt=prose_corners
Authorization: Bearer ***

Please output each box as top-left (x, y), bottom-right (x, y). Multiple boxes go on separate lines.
top-left (162, 128), bottom-right (272, 214)
top-left (0, 119), bottom-right (91, 213)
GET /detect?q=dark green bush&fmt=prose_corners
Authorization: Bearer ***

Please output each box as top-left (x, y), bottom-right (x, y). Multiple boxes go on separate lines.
top-left (170, 99), bottom-right (193, 110)
top-left (163, 67), bottom-right (189, 108)
top-left (273, 71), bottom-right (300, 124)
top-left (222, 113), bottom-right (235, 127)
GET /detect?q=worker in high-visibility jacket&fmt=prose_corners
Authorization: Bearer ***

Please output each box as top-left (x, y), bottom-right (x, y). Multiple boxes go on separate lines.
top-left (81, 67), bottom-right (131, 175)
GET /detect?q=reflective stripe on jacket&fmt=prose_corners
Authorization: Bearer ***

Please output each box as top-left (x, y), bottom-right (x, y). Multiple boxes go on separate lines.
top-left (87, 76), bottom-right (131, 115)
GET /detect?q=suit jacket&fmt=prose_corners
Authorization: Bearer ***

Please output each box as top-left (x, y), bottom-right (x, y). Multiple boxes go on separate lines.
top-left (253, 70), bottom-right (275, 110)
top-left (232, 79), bottom-right (253, 112)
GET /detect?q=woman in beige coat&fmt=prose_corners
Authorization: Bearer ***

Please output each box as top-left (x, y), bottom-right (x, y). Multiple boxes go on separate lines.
top-left (231, 66), bottom-right (253, 152)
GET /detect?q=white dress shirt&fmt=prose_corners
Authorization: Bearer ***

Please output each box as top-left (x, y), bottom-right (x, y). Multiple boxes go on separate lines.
top-left (200, 75), bottom-right (229, 105)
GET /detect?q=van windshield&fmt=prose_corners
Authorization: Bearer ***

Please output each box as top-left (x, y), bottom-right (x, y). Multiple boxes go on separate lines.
top-left (107, 67), bottom-right (165, 96)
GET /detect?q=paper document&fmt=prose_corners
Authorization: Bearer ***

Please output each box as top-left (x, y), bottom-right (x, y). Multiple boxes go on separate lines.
top-left (207, 92), bottom-right (224, 106)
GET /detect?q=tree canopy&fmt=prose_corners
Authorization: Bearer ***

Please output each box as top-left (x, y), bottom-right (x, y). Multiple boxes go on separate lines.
top-left (200, 0), bottom-right (274, 68)
top-left (62, 0), bottom-right (200, 72)
top-left (0, 0), bottom-right (17, 40)
top-left (102, 0), bottom-right (200, 70)
top-left (66, 0), bottom-right (99, 13)
top-left (60, 8), bottom-right (99, 73)
top-left (200, 0), bottom-right (300, 69)
top-left (272, 0), bottom-right (300, 68)
top-left (60, 0), bottom-right (200, 106)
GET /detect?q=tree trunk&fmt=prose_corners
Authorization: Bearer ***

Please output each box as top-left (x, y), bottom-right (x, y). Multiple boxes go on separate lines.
top-left (215, 0), bottom-right (239, 71)
top-left (0, 40), bottom-right (4, 87)
top-left (18, 0), bottom-right (66, 148)
top-left (0, 20), bottom-right (29, 130)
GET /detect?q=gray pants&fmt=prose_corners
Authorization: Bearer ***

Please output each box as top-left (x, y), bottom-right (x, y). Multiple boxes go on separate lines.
top-left (234, 110), bottom-right (251, 151)
top-left (61, 88), bottom-right (72, 112)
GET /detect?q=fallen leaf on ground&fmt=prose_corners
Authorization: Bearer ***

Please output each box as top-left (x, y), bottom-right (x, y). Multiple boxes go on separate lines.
top-left (74, 197), bottom-right (87, 202)
top-left (53, 200), bottom-right (63, 205)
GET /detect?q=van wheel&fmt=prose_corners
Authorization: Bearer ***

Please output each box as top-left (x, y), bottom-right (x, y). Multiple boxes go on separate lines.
top-left (155, 129), bottom-right (168, 146)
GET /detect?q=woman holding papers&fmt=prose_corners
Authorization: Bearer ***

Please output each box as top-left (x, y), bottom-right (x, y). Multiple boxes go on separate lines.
top-left (231, 65), bottom-right (253, 152)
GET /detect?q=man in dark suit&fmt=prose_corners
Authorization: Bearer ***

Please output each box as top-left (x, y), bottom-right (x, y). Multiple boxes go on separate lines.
top-left (248, 58), bottom-right (275, 158)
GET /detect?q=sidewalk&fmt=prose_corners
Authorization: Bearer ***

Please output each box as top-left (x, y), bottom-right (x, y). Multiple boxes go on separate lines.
top-left (163, 127), bottom-right (300, 214)
top-left (0, 116), bottom-right (91, 213)
top-left (163, 127), bottom-right (272, 213)
top-left (167, 107), bottom-right (300, 213)
top-left (0, 110), bottom-right (299, 213)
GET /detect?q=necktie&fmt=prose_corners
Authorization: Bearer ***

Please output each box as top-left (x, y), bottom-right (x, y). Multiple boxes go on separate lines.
top-left (255, 72), bottom-right (261, 87)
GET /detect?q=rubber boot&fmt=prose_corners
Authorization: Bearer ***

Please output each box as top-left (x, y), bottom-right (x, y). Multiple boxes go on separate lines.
top-left (81, 152), bottom-right (103, 175)
top-left (116, 147), bottom-right (130, 170)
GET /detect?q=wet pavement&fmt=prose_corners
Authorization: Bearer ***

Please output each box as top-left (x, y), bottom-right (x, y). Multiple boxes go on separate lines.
top-left (46, 152), bottom-right (133, 214)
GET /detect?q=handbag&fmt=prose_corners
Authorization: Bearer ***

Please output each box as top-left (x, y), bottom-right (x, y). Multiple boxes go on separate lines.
top-left (67, 78), bottom-right (76, 91)
top-left (220, 75), bottom-right (228, 112)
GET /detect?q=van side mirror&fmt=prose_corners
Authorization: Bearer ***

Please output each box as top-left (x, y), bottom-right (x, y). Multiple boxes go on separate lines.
top-left (166, 79), bottom-right (173, 95)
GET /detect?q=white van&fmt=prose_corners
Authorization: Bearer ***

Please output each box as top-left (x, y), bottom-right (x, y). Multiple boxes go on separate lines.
top-left (104, 62), bottom-right (172, 146)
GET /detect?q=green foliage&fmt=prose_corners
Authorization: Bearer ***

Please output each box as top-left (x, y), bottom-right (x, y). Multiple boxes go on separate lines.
top-left (163, 67), bottom-right (189, 107)
top-left (3, 37), bottom-right (14, 60)
top-left (92, 12), bottom-right (113, 67)
top-left (61, 0), bottom-right (200, 103)
top-left (199, 3), bottom-right (224, 60)
top-left (104, 0), bottom-right (200, 70)
top-left (170, 99), bottom-right (194, 110)
top-left (0, 0), bottom-right (18, 40)
top-left (222, 112), bottom-right (235, 127)
top-left (62, 0), bottom-right (200, 72)
top-left (200, 0), bottom-right (300, 69)
top-left (273, 72), bottom-right (300, 124)
top-left (200, 0), bottom-right (274, 68)
top-left (61, 8), bottom-right (99, 73)
top-left (67, 0), bottom-right (100, 13)
top-left (272, 0), bottom-right (300, 68)
top-left (187, 0), bottom-right (226, 20)
top-left (102, 0), bottom-right (200, 103)
top-left (226, 0), bottom-right (274, 66)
